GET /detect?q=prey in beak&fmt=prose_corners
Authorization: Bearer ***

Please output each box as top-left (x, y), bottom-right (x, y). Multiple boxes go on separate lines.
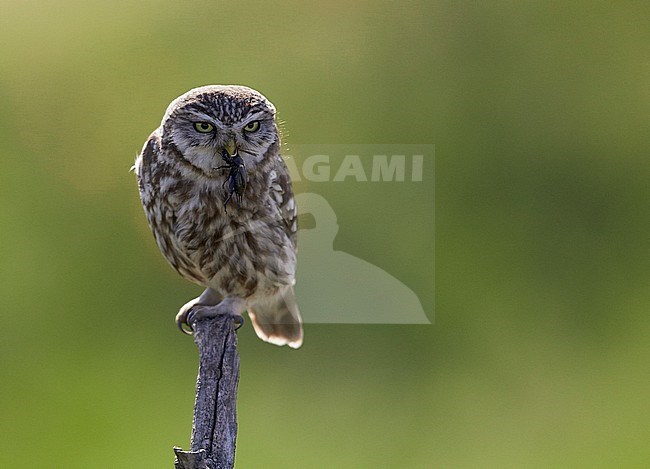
top-left (216, 139), bottom-right (247, 212)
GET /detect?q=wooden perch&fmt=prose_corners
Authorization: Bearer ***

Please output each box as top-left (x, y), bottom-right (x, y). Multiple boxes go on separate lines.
top-left (174, 308), bottom-right (241, 469)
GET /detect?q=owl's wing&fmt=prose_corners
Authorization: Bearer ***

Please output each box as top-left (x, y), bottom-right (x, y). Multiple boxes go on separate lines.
top-left (268, 155), bottom-right (298, 246)
top-left (134, 131), bottom-right (161, 208)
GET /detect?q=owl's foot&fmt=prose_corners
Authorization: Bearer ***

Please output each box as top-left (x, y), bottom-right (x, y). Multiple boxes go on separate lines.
top-left (177, 296), bottom-right (246, 335)
top-left (175, 288), bottom-right (223, 335)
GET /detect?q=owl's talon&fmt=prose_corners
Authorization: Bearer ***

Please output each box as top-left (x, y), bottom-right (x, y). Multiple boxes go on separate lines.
top-left (233, 314), bottom-right (244, 330)
top-left (176, 309), bottom-right (194, 335)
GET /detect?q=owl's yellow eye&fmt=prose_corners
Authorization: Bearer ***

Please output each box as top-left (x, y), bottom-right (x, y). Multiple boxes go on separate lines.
top-left (243, 121), bottom-right (260, 132)
top-left (193, 122), bottom-right (214, 133)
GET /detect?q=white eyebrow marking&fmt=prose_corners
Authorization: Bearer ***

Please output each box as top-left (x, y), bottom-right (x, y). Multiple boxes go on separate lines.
top-left (239, 111), bottom-right (268, 127)
top-left (185, 110), bottom-right (227, 130)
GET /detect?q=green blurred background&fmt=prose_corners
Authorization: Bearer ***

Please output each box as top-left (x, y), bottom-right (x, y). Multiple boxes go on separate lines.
top-left (1, 1), bottom-right (648, 467)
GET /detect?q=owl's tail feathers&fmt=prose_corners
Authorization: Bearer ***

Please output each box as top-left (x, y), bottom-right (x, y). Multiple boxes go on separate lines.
top-left (248, 286), bottom-right (303, 349)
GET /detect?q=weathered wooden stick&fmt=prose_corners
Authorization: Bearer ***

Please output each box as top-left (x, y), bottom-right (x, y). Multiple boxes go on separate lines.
top-left (174, 308), bottom-right (241, 469)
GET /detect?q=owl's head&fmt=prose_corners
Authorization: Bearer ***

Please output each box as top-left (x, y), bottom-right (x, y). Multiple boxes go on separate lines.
top-left (160, 85), bottom-right (278, 175)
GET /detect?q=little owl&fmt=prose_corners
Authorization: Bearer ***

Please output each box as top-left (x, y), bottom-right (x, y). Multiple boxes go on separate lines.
top-left (134, 85), bottom-right (302, 348)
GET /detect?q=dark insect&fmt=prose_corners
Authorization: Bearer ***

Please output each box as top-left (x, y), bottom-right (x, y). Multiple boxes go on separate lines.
top-left (216, 149), bottom-right (247, 211)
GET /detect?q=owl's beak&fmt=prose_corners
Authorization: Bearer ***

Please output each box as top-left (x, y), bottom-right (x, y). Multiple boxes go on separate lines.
top-left (224, 139), bottom-right (237, 157)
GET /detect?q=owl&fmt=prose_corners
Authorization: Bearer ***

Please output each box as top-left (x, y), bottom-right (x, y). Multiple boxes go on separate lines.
top-left (134, 85), bottom-right (302, 348)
